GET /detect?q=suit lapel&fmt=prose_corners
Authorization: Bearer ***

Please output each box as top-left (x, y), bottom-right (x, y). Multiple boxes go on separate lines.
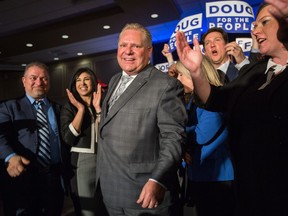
top-left (266, 66), bottom-right (288, 97)
top-left (101, 65), bottom-right (152, 129)
top-left (102, 74), bottom-right (122, 119)
top-left (20, 96), bottom-right (36, 118)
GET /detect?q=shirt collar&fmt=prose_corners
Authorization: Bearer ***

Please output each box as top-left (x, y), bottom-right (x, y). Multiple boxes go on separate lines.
top-left (217, 60), bottom-right (230, 74)
top-left (26, 93), bottom-right (48, 106)
top-left (122, 71), bottom-right (137, 79)
top-left (266, 58), bottom-right (288, 74)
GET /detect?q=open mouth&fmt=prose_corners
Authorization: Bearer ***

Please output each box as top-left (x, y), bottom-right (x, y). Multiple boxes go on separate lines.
top-left (211, 50), bottom-right (218, 55)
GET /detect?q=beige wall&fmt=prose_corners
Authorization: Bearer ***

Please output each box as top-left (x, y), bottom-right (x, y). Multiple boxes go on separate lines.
top-left (0, 52), bottom-right (120, 104)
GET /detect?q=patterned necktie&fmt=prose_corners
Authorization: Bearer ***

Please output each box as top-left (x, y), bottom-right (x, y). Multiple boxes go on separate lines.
top-left (36, 100), bottom-right (51, 167)
top-left (108, 75), bottom-right (132, 111)
top-left (258, 66), bottom-right (276, 90)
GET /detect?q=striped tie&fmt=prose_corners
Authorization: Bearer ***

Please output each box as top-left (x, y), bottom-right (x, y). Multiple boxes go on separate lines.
top-left (36, 100), bottom-right (51, 167)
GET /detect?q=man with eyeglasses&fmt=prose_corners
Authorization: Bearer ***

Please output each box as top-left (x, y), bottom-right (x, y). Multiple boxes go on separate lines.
top-left (0, 62), bottom-right (66, 216)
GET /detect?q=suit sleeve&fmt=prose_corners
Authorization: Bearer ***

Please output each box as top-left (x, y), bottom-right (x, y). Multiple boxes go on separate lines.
top-left (0, 101), bottom-right (15, 159)
top-left (204, 84), bottom-right (233, 112)
top-left (152, 78), bottom-right (187, 188)
top-left (60, 103), bottom-right (79, 146)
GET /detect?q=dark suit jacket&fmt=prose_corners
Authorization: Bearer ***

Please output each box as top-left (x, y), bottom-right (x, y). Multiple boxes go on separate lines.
top-left (60, 102), bottom-right (95, 150)
top-left (218, 62), bottom-right (239, 84)
top-left (0, 95), bottom-right (69, 215)
top-left (96, 65), bottom-right (187, 208)
top-left (0, 95), bottom-right (62, 163)
top-left (205, 61), bottom-right (288, 216)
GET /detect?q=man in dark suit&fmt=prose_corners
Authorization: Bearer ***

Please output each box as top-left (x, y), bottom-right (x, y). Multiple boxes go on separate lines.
top-left (201, 27), bottom-right (249, 83)
top-left (0, 62), bottom-right (65, 216)
top-left (96, 23), bottom-right (187, 216)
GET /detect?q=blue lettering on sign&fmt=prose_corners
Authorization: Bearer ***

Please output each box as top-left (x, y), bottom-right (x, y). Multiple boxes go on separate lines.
top-left (169, 30), bottom-right (200, 52)
top-left (169, 13), bottom-right (202, 52)
top-left (155, 63), bottom-right (169, 73)
top-left (206, 1), bottom-right (254, 33)
top-left (208, 20), bottom-right (252, 32)
top-left (238, 41), bottom-right (252, 50)
top-left (206, 1), bottom-right (254, 18)
top-left (174, 18), bottom-right (200, 33)
top-left (236, 38), bottom-right (253, 52)
top-left (209, 4), bottom-right (253, 16)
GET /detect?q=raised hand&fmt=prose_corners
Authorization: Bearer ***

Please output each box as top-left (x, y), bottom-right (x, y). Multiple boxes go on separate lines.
top-left (225, 41), bottom-right (246, 64)
top-left (176, 31), bottom-right (211, 103)
top-left (92, 84), bottom-right (102, 113)
top-left (161, 43), bottom-right (174, 64)
top-left (66, 89), bottom-right (84, 111)
top-left (175, 31), bottom-right (202, 77)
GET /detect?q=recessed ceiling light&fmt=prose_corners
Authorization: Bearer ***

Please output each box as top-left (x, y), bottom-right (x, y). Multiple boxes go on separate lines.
top-left (54, 57), bottom-right (59, 61)
top-left (26, 43), bottom-right (33, 47)
top-left (77, 52), bottom-right (83, 56)
top-left (103, 25), bottom-right (110, 29)
top-left (62, 35), bottom-right (69, 39)
top-left (151, 14), bottom-right (158, 18)
top-left (21, 64), bottom-right (27, 67)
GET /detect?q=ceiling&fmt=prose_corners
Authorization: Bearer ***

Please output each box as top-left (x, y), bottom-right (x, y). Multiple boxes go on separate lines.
top-left (0, 0), bottom-right (198, 71)
top-left (0, 0), bottom-right (263, 71)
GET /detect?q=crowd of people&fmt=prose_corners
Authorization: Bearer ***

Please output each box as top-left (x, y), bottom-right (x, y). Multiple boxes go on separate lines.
top-left (0, 0), bottom-right (288, 216)
top-left (176, 1), bottom-right (288, 216)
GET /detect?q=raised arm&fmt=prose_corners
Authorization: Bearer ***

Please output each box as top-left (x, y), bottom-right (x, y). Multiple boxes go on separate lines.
top-left (175, 31), bottom-right (211, 103)
top-left (161, 43), bottom-right (175, 65)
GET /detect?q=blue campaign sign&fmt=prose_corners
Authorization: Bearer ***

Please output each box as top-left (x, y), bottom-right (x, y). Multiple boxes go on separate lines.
top-left (206, 1), bottom-right (254, 32)
top-left (168, 13), bottom-right (203, 52)
top-left (167, 0), bottom-right (260, 52)
top-left (155, 62), bottom-right (169, 73)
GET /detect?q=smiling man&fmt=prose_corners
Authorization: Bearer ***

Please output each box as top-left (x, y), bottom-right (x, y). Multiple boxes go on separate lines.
top-left (95, 23), bottom-right (187, 216)
top-left (0, 62), bottom-right (65, 215)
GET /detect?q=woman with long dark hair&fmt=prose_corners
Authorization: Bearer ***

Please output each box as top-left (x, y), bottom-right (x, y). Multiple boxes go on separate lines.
top-left (60, 68), bottom-right (102, 216)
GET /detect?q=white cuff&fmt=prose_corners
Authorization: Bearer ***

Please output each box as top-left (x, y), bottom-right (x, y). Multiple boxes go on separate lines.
top-left (149, 178), bottom-right (167, 190)
top-left (235, 58), bottom-right (250, 70)
top-left (69, 123), bottom-right (80, 136)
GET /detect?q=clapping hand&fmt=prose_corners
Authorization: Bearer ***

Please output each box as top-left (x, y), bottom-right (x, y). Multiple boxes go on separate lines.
top-left (66, 89), bottom-right (84, 111)
top-left (92, 84), bottom-right (102, 113)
